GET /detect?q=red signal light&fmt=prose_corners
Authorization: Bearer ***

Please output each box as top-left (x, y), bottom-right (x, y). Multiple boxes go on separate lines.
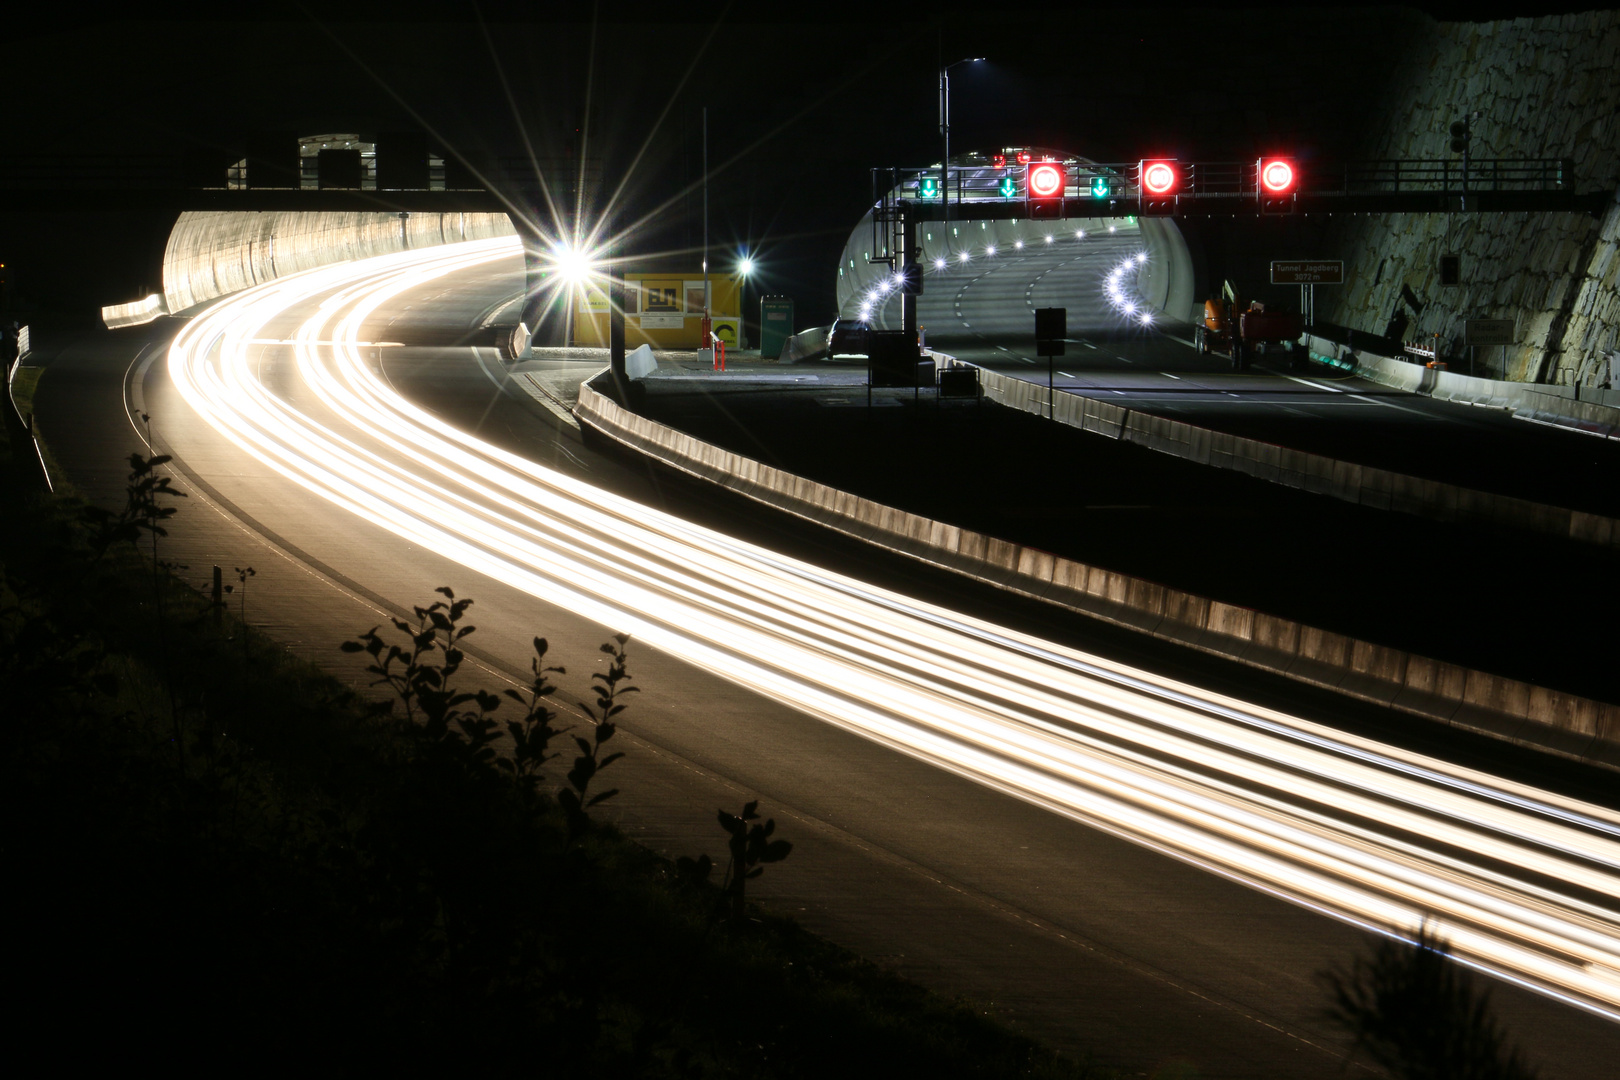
top-left (1140, 159), bottom-right (1179, 195)
top-left (1259, 158), bottom-right (1295, 193)
top-left (1027, 162), bottom-right (1066, 199)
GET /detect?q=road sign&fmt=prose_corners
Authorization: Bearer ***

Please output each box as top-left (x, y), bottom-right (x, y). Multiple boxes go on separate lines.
top-left (1270, 260), bottom-right (1343, 284)
top-left (918, 176), bottom-right (940, 199)
top-left (1027, 162), bottom-right (1066, 199)
top-left (1035, 307), bottom-right (1065, 355)
top-left (1463, 318), bottom-right (1515, 346)
top-left (1089, 175), bottom-right (1109, 199)
top-left (998, 175), bottom-right (1017, 198)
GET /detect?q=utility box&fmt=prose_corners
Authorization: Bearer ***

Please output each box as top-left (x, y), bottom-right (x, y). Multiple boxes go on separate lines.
top-left (759, 296), bottom-right (794, 359)
top-left (869, 330), bottom-right (928, 387)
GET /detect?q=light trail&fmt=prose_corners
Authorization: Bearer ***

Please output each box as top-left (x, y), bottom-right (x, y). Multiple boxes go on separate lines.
top-left (168, 237), bottom-right (1620, 1020)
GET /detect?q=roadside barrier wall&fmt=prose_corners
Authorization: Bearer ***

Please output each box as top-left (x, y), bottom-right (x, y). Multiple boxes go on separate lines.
top-left (957, 354), bottom-right (1620, 549)
top-left (574, 370), bottom-right (1620, 768)
top-left (1306, 332), bottom-right (1620, 435)
top-left (4, 327), bottom-right (51, 493)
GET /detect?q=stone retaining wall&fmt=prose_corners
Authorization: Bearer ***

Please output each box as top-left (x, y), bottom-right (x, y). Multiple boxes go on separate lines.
top-left (1325, 10), bottom-right (1620, 387)
top-left (574, 373), bottom-right (1620, 769)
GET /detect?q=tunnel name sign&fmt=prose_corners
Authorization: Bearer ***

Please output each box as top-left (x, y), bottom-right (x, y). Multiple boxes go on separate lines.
top-left (1270, 260), bottom-right (1343, 285)
top-left (1464, 319), bottom-right (1516, 346)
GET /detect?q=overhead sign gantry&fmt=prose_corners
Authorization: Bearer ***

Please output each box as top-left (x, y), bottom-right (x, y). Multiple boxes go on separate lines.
top-left (895, 150), bottom-right (1606, 219)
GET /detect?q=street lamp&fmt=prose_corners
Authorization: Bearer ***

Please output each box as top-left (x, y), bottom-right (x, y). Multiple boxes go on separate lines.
top-left (737, 253), bottom-right (755, 351)
top-left (940, 56), bottom-right (984, 218)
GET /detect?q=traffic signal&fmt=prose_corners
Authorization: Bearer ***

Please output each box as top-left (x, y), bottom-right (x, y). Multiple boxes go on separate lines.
top-left (1139, 159), bottom-right (1178, 215)
top-left (1257, 157), bottom-right (1297, 214)
top-left (918, 176), bottom-right (941, 199)
top-left (1089, 174), bottom-right (1110, 199)
top-left (1449, 118), bottom-right (1470, 154)
top-left (998, 175), bottom-right (1017, 198)
top-left (1026, 162), bottom-right (1066, 200)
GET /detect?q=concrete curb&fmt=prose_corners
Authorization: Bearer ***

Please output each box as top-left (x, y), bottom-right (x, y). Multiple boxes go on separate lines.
top-left (575, 373), bottom-right (1620, 770)
top-left (962, 354), bottom-right (1620, 550)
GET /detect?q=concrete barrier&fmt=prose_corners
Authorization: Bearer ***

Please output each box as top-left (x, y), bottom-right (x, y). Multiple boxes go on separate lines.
top-left (963, 352), bottom-right (1620, 549)
top-left (575, 372), bottom-right (1620, 769)
top-left (5, 331), bottom-right (51, 494)
top-left (778, 325), bottom-right (829, 364)
top-left (1305, 332), bottom-right (1620, 437)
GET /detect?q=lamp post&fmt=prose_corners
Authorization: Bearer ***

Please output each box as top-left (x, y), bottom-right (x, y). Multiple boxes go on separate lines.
top-left (939, 56), bottom-right (984, 218)
top-left (738, 254), bottom-right (755, 352)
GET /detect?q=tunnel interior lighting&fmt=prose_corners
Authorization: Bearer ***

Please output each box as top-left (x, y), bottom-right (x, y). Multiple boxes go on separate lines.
top-left (959, 251), bottom-right (970, 262)
top-left (985, 245), bottom-right (997, 256)
top-left (1075, 230), bottom-right (1085, 239)
top-left (1045, 235), bottom-right (1054, 244)
top-left (738, 257), bottom-right (755, 277)
top-left (1015, 240), bottom-right (1024, 250)
top-left (934, 257), bottom-right (946, 269)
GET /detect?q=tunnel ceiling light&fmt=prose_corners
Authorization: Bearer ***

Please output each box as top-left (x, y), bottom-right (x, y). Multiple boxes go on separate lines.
top-left (958, 251), bottom-right (970, 262)
top-left (934, 257), bottom-right (946, 269)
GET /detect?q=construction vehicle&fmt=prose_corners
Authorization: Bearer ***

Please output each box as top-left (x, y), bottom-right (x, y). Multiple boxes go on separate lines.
top-left (1194, 281), bottom-right (1305, 370)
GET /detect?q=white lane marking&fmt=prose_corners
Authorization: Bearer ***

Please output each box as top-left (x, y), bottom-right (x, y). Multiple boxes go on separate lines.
top-left (1162, 373), bottom-right (1182, 380)
top-left (1280, 373), bottom-right (1346, 394)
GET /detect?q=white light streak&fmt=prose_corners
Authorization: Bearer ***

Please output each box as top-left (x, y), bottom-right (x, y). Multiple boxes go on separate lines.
top-left (164, 237), bottom-right (1620, 1022)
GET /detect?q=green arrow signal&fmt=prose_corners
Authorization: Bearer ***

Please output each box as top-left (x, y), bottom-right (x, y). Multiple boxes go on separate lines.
top-left (998, 175), bottom-right (1017, 198)
top-left (919, 177), bottom-right (940, 199)
top-left (1090, 175), bottom-right (1109, 199)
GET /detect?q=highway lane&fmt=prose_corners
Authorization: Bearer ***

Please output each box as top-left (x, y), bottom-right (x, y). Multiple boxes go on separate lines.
top-left (867, 234), bottom-right (1620, 518)
top-left (35, 237), bottom-right (1620, 1077)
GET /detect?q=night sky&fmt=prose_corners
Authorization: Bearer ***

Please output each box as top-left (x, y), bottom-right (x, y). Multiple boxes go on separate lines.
top-left (3, 1), bottom-right (1601, 322)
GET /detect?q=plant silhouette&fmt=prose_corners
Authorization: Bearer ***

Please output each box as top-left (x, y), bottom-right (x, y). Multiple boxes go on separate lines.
top-left (1319, 920), bottom-right (1538, 1079)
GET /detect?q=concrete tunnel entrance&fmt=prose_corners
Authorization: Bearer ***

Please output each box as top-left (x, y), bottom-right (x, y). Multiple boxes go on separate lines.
top-left (834, 149), bottom-right (1198, 341)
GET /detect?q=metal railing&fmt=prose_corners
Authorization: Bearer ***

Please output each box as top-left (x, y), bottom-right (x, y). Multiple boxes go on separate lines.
top-left (0, 154), bottom-right (602, 193)
top-left (876, 156), bottom-right (1576, 208)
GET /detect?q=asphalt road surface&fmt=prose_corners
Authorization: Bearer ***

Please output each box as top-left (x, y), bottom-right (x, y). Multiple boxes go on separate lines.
top-left (30, 238), bottom-right (1620, 1078)
top-left (867, 232), bottom-right (1620, 518)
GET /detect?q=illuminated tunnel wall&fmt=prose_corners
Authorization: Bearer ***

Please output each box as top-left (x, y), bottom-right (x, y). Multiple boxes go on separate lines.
top-left (834, 151), bottom-right (1197, 326)
top-left (154, 210), bottom-right (516, 318)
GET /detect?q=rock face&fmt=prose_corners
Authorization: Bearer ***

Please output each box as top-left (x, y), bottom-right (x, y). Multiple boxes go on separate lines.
top-left (1325, 10), bottom-right (1620, 385)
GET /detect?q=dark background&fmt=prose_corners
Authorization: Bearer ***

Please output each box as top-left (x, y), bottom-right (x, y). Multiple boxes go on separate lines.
top-left (1, 2), bottom-right (1601, 326)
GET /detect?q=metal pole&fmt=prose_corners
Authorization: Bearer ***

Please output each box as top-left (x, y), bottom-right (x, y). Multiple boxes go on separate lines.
top-left (941, 67), bottom-right (950, 221)
top-left (703, 106), bottom-right (710, 324)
